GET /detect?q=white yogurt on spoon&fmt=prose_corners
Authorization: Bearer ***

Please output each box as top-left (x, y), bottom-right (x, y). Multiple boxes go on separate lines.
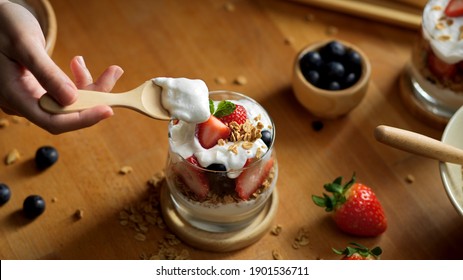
top-left (153, 77), bottom-right (210, 124)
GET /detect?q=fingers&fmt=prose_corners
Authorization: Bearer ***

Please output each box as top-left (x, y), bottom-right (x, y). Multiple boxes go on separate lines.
top-left (0, 2), bottom-right (77, 106)
top-left (34, 105), bottom-right (114, 135)
top-left (70, 56), bottom-right (124, 92)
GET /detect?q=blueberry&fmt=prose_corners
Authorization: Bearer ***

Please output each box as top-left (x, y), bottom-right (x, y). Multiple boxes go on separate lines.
top-left (261, 130), bottom-right (273, 147)
top-left (311, 120), bottom-right (324, 132)
top-left (207, 163), bottom-right (227, 172)
top-left (303, 70), bottom-right (320, 86)
top-left (320, 41), bottom-right (346, 60)
top-left (35, 146), bottom-right (58, 170)
top-left (326, 81), bottom-right (341, 91)
top-left (324, 61), bottom-right (345, 80)
top-left (300, 51), bottom-right (323, 71)
top-left (0, 183), bottom-right (11, 206)
top-left (23, 195), bottom-right (46, 219)
top-left (343, 50), bottom-right (362, 72)
top-left (343, 72), bottom-right (359, 88)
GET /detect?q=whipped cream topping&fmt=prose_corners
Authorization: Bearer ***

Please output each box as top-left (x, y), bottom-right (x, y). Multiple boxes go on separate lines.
top-left (422, 0), bottom-right (463, 64)
top-left (153, 77), bottom-right (210, 123)
top-left (169, 99), bottom-right (272, 179)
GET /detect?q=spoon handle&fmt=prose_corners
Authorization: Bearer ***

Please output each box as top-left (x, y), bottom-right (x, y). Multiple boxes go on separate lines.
top-left (39, 90), bottom-right (140, 113)
top-left (374, 125), bottom-right (463, 165)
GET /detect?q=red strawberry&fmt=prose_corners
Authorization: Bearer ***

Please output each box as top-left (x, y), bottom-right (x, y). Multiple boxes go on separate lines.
top-left (333, 242), bottom-right (382, 260)
top-left (445, 0), bottom-right (463, 17)
top-left (173, 155), bottom-right (209, 200)
top-left (427, 51), bottom-right (457, 80)
top-left (235, 157), bottom-right (274, 200)
top-left (197, 115), bottom-right (231, 149)
top-left (312, 174), bottom-right (387, 237)
top-left (219, 104), bottom-right (247, 125)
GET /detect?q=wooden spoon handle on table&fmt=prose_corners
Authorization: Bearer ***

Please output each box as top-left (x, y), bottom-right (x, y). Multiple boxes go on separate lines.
top-left (39, 81), bottom-right (171, 120)
top-left (374, 125), bottom-right (463, 165)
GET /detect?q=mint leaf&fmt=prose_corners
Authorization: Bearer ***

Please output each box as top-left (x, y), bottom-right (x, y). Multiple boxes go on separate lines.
top-left (213, 100), bottom-right (235, 118)
top-left (209, 99), bottom-right (215, 115)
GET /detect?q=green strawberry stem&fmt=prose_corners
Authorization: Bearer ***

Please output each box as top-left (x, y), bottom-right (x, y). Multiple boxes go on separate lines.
top-left (312, 173), bottom-right (356, 212)
top-left (333, 242), bottom-right (382, 259)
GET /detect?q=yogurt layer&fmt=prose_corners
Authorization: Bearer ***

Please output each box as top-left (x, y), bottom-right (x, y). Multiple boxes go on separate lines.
top-left (422, 0), bottom-right (463, 64)
top-left (153, 77), bottom-right (210, 123)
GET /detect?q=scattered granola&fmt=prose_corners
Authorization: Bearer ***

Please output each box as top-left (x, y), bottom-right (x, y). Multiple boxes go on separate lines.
top-left (405, 174), bottom-right (415, 184)
top-left (119, 166), bottom-right (133, 175)
top-left (141, 235), bottom-right (190, 260)
top-left (224, 2), bottom-right (235, 12)
top-left (326, 26), bottom-right (338, 35)
top-left (4, 149), bottom-right (20, 165)
top-left (74, 209), bottom-right (84, 220)
top-left (271, 224), bottom-right (282, 236)
top-left (292, 227), bottom-right (310, 249)
top-left (214, 76), bottom-right (227, 85)
top-left (0, 118), bottom-right (9, 128)
top-left (234, 75), bottom-right (248, 85)
top-left (272, 249), bottom-right (283, 260)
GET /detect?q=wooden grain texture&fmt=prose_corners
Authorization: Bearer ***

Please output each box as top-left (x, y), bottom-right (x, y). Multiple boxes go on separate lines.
top-left (1, 0), bottom-right (463, 260)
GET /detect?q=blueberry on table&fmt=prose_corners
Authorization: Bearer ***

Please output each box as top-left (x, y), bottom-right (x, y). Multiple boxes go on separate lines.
top-left (35, 146), bottom-right (59, 170)
top-left (23, 195), bottom-right (46, 219)
top-left (0, 183), bottom-right (11, 205)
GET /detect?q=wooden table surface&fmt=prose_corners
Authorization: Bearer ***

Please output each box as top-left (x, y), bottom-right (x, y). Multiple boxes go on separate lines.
top-left (2, 0), bottom-right (463, 260)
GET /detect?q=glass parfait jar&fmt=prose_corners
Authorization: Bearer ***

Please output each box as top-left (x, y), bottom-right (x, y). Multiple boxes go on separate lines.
top-left (401, 0), bottom-right (463, 126)
top-left (164, 91), bottom-right (278, 233)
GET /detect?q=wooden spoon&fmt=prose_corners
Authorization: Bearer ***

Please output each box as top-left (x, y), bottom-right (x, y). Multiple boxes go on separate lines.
top-left (39, 81), bottom-right (171, 120)
top-left (374, 125), bottom-right (463, 165)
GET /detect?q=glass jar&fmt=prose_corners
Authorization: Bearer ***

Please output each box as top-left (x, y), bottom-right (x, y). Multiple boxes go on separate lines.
top-left (164, 91), bottom-right (278, 232)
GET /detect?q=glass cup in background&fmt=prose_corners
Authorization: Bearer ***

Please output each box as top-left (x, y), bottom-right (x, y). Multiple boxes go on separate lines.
top-left (401, 0), bottom-right (463, 127)
top-left (164, 91), bottom-right (278, 233)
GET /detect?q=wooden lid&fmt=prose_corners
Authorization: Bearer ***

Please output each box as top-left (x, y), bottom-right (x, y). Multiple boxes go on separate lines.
top-left (160, 184), bottom-right (279, 252)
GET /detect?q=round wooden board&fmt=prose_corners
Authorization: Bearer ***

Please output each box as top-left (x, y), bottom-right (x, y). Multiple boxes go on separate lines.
top-left (399, 70), bottom-right (449, 130)
top-left (160, 184), bottom-right (279, 252)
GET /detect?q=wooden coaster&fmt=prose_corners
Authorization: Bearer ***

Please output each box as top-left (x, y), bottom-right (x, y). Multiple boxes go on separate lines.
top-left (399, 70), bottom-right (448, 130)
top-left (160, 184), bottom-right (279, 252)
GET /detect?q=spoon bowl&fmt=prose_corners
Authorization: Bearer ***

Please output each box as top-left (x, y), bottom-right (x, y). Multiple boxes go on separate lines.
top-left (39, 81), bottom-right (171, 120)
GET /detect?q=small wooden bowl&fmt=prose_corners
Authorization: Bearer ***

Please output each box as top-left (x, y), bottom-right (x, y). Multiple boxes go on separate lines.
top-left (18, 0), bottom-right (57, 55)
top-left (292, 40), bottom-right (371, 119)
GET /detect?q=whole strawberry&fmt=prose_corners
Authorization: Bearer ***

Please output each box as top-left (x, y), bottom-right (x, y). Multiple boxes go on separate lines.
top-left (312, 174), bottom-right (387, 237)
top-left (333, 242), bottom-right (382, 260)
top-left (219, 104), bottom-right (247, 125)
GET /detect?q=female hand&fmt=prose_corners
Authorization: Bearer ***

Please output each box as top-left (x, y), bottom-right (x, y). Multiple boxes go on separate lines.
top-left (0, 1), bottom-right (123, 134)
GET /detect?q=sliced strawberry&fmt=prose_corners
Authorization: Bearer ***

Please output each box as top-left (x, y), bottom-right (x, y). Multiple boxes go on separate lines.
top-left (219, 104), bottom-right (247, 125)
top-left (445, 0), bottom-right (463, 17)
top-left (197, 115), bottom-right (231, 149)
top-left (427, 51), bottom-right (457, 80)
top-left (235, 157), bottom-right (274, 200)
top-left (173, 156), bottom-right (209, 200)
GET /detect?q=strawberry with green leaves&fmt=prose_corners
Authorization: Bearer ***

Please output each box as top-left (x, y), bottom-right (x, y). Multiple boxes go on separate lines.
top-left (196, 100), bottom-right (248, 149)
top-left (312, 174), bottom-right (387, 237)
top-left (333, 242), bottom-right (382, 260)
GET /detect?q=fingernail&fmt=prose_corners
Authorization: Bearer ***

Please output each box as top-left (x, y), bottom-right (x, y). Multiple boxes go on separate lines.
top-left (113, 67), bottom-right (124, 80)
top-left (76, 56), bottom-right (87, 69)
